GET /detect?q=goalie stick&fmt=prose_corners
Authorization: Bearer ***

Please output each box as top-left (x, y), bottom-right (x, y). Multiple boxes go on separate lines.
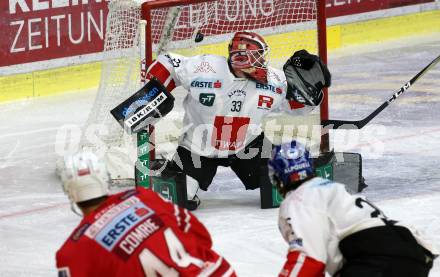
top-left (322, 54), bottom-right (440, 130)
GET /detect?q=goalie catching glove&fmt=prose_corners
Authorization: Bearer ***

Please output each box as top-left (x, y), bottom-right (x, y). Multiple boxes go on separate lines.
top-left (283, 49), bottom-right (331, 106)
top-left (111, 78), bottom-right (174, 134)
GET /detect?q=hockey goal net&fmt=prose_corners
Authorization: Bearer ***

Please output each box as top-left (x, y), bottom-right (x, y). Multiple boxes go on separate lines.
top-left (80, 0), bottom-right (328, 181)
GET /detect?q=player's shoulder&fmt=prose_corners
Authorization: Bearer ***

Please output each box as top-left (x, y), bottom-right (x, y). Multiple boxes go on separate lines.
top-left (56, 226), bottom-right (100, 276)
top-left (158, 53), bottom-right (229, 78)
top-left (302, 177), bottom-right (347, 193)
top-left (267, 66), bottom-right (286, 84)
top-left (303, 177), bottom-right (353, 204)
top-left (56, 221), bottom-right (93, 261)
top-left (283, 177), bottom-right (340, 204)
top-left (157, 52), bottom-right (186, 68)
top-left (197, 54), bottom-right (227, 63)
top-left (305, 177), bottom-right (337, 187)
top-left (158, 52), bottom-right (226, 66)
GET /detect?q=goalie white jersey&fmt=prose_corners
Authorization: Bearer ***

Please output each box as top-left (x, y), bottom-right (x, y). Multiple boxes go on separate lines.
top-left (146, 53), bottom-right (312, 157)
top-left (278, 177), bottom-right (438, 276)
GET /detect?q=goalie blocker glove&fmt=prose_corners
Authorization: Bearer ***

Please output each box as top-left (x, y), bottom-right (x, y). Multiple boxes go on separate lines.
top-left (111, 78), bottom-right (175, 134)
top-left (283, 49), bottom-right (331, 106)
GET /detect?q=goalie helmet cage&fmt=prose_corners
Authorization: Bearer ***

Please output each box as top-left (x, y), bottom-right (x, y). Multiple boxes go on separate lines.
top-left (79, 0), bottom-right (328, 182)
top-left (141, 0), bottom-right (329, 158)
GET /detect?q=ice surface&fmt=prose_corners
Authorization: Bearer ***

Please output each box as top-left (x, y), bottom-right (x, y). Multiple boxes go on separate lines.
top-left (1, 34), bottom-right (439, 276)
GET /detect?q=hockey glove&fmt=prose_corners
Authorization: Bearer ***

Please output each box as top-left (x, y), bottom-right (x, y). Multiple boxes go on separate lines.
top-left (111, 78), bottom-right (175, 134)
top-left (283, 49), bottom-right (331, 106)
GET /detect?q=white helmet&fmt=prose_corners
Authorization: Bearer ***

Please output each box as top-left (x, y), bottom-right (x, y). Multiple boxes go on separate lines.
top-left (61, 152), bottom-right (110, 203)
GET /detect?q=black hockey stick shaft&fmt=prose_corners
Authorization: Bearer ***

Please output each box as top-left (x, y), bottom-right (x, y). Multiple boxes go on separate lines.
top-left (322, 54), bottom-right (440, 129)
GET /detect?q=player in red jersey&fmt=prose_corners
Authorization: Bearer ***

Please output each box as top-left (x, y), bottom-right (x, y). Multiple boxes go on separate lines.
top-left (56, 152), bottom-right (236, 277)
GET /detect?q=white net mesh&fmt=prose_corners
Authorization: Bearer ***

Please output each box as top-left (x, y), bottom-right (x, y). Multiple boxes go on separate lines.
top-left (82, 0), bottom-right (325, 179)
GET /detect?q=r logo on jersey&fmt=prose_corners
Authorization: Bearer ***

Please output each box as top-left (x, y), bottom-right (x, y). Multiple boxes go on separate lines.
top-left (199, 93), bottom-right (216, 106)
top-left (258, 95), bottom-right (274, 110)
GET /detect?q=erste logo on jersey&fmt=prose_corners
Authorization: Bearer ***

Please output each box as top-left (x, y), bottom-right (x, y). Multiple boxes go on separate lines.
top-left (85, 197), bottom-right (164, 256)
top-left (258, 95), bottom-right (274, 110)
top-left (190, 78), bottom-right (222, 89)
top-left (256, 82), bottom-right (282, 94)
top-left (193, 61), bottom-right (216, 73)
top-left (86, 197), bottom-right (141, 238)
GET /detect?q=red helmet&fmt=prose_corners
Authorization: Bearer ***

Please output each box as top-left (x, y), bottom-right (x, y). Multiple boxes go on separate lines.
top-left (228, 31), bottom-right (270, 84)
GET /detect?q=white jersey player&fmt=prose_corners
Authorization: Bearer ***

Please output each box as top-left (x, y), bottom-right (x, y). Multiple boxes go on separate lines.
top-left (145, 31), bottom-right (331, 209)
top-left (268, 141), bottom-right (438, 277)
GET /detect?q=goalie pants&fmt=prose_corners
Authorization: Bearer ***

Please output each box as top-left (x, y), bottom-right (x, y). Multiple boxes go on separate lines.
top-left (174, 133), bottom-right (272, 191)
top-left (336, 225), bottom-right (434, 277)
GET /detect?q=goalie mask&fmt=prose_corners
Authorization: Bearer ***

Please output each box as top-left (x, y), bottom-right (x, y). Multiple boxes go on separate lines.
top-left (268, 141), bottom-right (314, 194)
top-left (61, 152), bottom-right (110, 204)
top-left (283, 49), bottom-right (331, 106)
top-left (228, 31), bottom-right (270, 84)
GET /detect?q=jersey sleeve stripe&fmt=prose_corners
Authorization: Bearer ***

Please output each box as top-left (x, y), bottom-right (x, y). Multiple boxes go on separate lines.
top-left (146, 60), bottom-right (158, 75)
top-left (279, 251), bottom-right (325, 277)
top-left (221, 267), bottom-right (236, 277)
top-left (290, 252), bottom-right (306, 276)
top-left (163, 75), bottom-right (177, 92)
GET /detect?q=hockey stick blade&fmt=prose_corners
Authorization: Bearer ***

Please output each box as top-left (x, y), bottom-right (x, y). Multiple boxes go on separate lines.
top-left (322, 54), bottom-right (440, 130)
